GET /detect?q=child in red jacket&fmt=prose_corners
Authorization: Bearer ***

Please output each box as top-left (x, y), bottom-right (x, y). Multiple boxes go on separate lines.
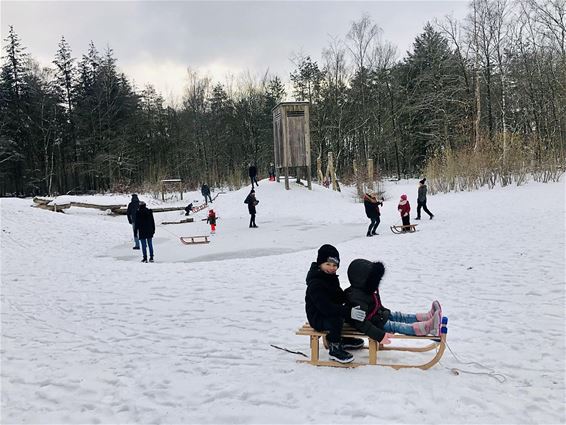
top-left (206, 209), bottom-right (217, 234)
top-left (397, 194), bottom-right (411, 231)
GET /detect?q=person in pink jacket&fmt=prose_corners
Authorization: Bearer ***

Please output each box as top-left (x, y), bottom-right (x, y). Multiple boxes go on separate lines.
top-left (397, 194), bottom-right (411, 231)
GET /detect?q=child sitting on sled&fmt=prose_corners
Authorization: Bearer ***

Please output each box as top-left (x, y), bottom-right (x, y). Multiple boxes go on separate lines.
top-left (345, 259), bottom-right (442, 345)
top-left (304, 244), bottom-right (367, 364)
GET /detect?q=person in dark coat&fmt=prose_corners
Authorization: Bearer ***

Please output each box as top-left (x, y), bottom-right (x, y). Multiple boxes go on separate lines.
top-left (126, 194), bottom-right (140, 249)
top-left (134, 201), bottom-right (155, 263)
top-left (345, 259), bottom-right (442, 342)
top-left (248, 163), bottom-right (258, 188)
top-left (206, 209), bottom-right (217, 234)
top-left (268, 162), bottom-right (275, 181)
top-left (244, 189), bottom-right (259, 228)
top-left (416, 178), bottom-right (434, 220)
top-left (184, 202), bottom-right (193, 216)
top-left (305, 244), bottom-right (367, 364)
top-left (201, 184), bottom-right (212, 204)
top-left (363, 192), bottom-right (383, 237)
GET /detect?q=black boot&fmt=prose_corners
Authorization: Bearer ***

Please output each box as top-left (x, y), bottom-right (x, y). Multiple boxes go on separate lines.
top-left (328, 342), bottom-right (354, 363)
top-left (141, 258), bottom-right (147, 263)
top-left (341, 337), bottom-right (365, 349)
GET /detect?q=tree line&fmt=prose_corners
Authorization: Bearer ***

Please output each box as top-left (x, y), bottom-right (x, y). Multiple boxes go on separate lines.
top-left (1, 0), bottom-right (564, 196)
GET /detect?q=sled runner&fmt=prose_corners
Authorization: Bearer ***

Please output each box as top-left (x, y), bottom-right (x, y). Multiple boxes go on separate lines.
top-left (162, 218), bottom-right (194, 225)
top-left (179, 235), bottom-right (210, 245)
top-left (295, 317), bottom-right (448, 369)
top-left (390, 224), bottom-right (418, 234)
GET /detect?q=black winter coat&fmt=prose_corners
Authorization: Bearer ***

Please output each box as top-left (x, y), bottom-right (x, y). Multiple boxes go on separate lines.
top-left (363, 194), bottom-right (382, 219)
top-left (345, 259), bottom-right (390, 342)
top-left (305, 262), bottom-right (351, 330)
top-left (126, 196), bottom-right (139, 224)
top-left (134, 205), bottom-right (155, 239)
top-left (248, 166), bottom-right (257, 177)
top-left (244, 193), bottom-right (258, 214)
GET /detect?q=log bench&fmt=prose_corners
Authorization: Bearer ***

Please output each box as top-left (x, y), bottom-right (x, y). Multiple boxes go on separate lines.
top-left (296, 318), bottom-right (448, 369)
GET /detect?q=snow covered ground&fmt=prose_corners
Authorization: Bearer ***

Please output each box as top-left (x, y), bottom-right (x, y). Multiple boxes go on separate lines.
top-left (1, 178), bottom-right (565, 424)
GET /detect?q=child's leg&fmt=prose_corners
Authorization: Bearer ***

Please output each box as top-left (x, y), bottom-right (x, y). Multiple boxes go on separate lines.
top-left (383, 319), bottom-right (416, 336)
top-left (388, 311), bottom-right (418, 323)
top-left (321, 317), bottom-right (344, 343)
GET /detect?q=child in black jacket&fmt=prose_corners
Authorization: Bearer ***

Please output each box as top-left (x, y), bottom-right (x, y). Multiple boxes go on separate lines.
top-left (345, 259), bottom-right (442, 344)
top-left (304, 244), bottom-right (367, 364)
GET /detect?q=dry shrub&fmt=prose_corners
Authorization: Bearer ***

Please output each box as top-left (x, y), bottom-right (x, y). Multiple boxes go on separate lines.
top-left (424, 133), bottom-right (564, 194)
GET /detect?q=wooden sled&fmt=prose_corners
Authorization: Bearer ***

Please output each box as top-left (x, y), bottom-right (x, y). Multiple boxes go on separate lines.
top-left (390, 224), bottom-right (418, 234)
top-left (191, 203), bottom-right (208, 213)
top-left (180, 235), bottom-right (210, 245)
top-left (162, 218), bottom-right (194, 225)
top-left (295, 318), bottom-right (448, 369)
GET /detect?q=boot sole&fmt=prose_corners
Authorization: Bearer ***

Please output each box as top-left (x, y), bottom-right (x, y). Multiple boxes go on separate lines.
top-left (329, 355), bottom-right (354, 364)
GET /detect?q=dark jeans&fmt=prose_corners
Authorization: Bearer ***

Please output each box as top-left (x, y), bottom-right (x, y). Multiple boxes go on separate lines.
top-left (320, 317), bottom-right (345, 343)
top-left (140, 238), bottom-right (154, 259)
top-left (367, 217), bottom-right (380, 235)
top-left (203, 194), bottom-right (212, 203)
top-left (249, 213), bottom-right (256, 227)
top-left (250, 176), bottom-right (258, 187)
top-left (401, 215), bottom-right (410, 230)
top-left (417, 201), bottom-right (433, 219)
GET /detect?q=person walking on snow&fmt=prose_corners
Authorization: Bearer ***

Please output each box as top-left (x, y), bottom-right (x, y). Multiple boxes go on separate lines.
top-left (304, 244), bottom-right (367, 364)
top-left (134, 201), bottom-right (155, 263)
top-left (397, 194), bottom-right (411, 231)
top-left (345, 259), bottom-right (442, 344)
top-left (363, 192), bottom-right (383, 237)
top-left (206, 209), bottom-right (217, 234)
top-left (416, 178), bottom-right (434, 220)
top-left (127, 194), bottom-right (140, 249)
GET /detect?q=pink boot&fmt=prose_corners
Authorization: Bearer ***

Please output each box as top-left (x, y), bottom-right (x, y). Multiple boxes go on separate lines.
top-left (415, 300), bottom-right (442, 322)
top-left (412, 310), bottom-right (442, 336)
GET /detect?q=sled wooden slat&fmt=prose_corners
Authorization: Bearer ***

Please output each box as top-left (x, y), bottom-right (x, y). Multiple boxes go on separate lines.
top-left (296, 322), bottom-right (447, 369)
top-left (390, 224), bottom-right (418, 234)
top-left (180, 235), bottom-right (210, 245)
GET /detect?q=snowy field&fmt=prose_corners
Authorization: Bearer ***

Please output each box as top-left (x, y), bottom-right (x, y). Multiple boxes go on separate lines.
top-left (1, 178), bottom-right (565, 424)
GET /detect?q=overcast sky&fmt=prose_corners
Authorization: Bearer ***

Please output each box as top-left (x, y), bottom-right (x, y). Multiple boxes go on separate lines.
top-left (2, 1), bottom-right (470, 104)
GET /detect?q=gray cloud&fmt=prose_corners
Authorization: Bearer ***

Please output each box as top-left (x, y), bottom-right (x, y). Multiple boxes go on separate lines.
top-left (2, 1), bottom-right (470, 101)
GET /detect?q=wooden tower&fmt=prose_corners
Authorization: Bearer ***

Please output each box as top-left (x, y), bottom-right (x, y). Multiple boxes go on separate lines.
top-left (272, 102), bottom-right (312, 190)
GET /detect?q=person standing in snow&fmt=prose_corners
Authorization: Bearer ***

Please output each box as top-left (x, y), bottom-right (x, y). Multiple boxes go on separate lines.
top-left (126, 194), bottom-right (140, 249)
top-left (248, 163), bottom-right (259, 188)
top-left (345, 259), bottom-right (442, 344)
top-left (201, 183), bottom-right (212, 204)
top-left (416, 178), bottom-right (434, 220)
top-left (244, 189), bottom-right (259, 228)
top-left (268, 162), bottom-right (276, 181)
top-left (305, 244), bottom-right (367, 364)
top-left (134, 201), bottom-right (155, 263)
top-left (206, 209), bottom-right (217, 234)
top-left (363, 192), bottom-right (383, 237)
top-left (397, 194), bottom-right (411, 231)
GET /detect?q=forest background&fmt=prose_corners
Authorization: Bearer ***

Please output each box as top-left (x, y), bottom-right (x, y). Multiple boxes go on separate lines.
top-left (1, 0), bottom-right (564, 197)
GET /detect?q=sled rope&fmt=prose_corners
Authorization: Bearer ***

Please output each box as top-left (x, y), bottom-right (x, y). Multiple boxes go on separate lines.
top-left (270, 344), bottom-right (308, 358)
top-left (441, 342), bottom-right (507, 383)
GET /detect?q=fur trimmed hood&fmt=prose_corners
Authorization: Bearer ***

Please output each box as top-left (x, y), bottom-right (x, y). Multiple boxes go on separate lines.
top-left (347, 259), bottom-right (385, 293)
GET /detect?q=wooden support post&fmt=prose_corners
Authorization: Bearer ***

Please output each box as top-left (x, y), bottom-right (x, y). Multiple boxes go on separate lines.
top-left (310, 335), bottom-right (320, 363)
top-left (368, 338), bottom-right (378, 365)
top-left (367, 159), bottom-right (374, 192)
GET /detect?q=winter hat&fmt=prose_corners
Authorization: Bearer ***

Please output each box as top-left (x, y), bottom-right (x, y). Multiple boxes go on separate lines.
top-left (131, 194), bottom-right (138, 199)
top-left (347, 259), bottom-right (385, 292)
top-left (419, 178), bottom-right (426, 184)
top-left (316, 244), bottom-right (340, 267)
top-left (250, 189), bottom-right (255, 194)
top-left (139, 201), bottom-right (146, 206)
top-left (400, 194), bottom-right (407, 200)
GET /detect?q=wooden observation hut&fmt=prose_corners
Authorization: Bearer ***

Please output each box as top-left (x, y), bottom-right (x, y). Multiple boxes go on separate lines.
top-left (272, 102), bottom-right (312, 190)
